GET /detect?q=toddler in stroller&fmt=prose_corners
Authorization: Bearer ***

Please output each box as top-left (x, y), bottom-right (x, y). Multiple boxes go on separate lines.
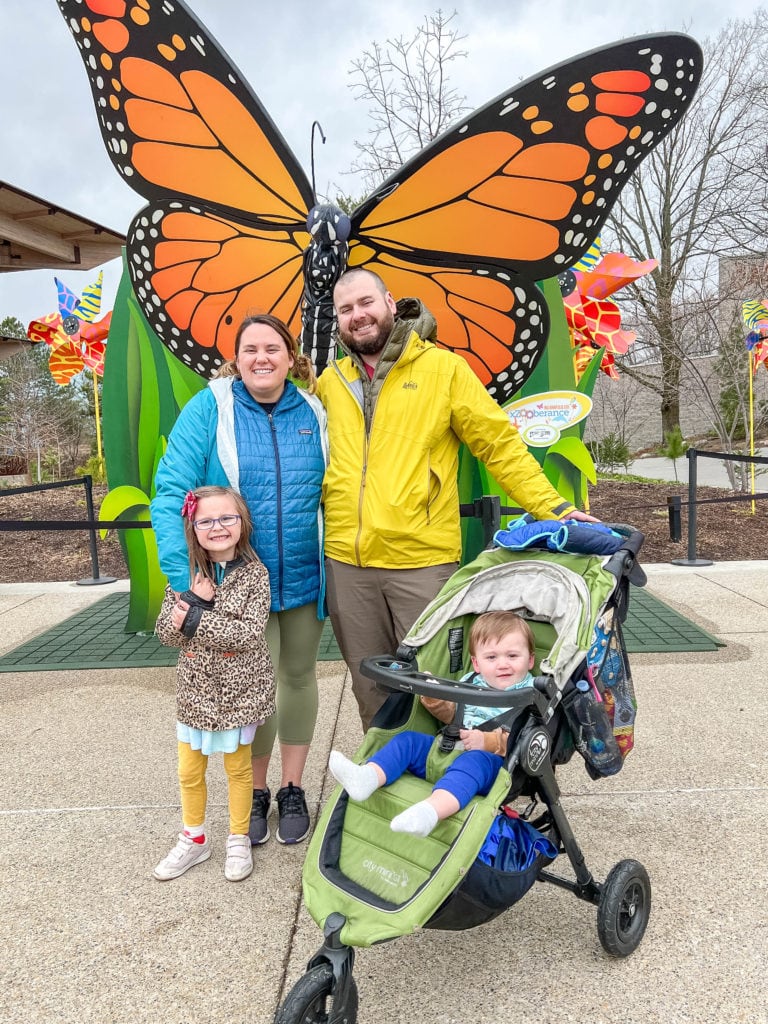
top-left (329, 611), bottom-right (537, 838)
top-left (276, 533), bottom-right (650, 1024)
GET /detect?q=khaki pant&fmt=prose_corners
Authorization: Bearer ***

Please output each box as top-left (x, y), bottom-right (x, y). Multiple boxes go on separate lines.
top-left (177, 741), bottom-right (253, 835)
top-left (325, 559), bottom-right (457, 731)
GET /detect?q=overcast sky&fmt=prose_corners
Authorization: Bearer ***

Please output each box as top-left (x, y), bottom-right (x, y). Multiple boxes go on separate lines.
top-left (0, 0), bottom-right (762, 329)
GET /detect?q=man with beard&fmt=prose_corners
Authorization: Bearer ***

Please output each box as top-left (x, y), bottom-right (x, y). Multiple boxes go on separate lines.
top-left (317, 267), bottom-right (595, 731)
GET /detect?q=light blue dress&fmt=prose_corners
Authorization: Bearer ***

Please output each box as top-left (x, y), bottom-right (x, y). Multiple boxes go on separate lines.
top-left (176, 721), bottom-right (258, 756)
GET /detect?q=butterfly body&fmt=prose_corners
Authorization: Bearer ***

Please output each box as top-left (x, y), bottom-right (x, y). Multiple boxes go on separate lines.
top-left (301, 203), bottom-right (351, 368)
top-left (57, 0), bottom-right (702, 399)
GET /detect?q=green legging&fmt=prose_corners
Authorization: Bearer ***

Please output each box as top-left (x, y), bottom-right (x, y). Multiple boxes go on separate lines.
top-left (251, 603), bottom-right (324, 756)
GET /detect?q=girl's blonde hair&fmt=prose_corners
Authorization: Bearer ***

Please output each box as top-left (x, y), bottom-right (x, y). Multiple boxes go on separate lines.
top-left (213, 313), bottom-right (318, 394)
top-left (468, 611), bottom-right (535, 657)
top-left (182, 485), bottom-right (258, 585)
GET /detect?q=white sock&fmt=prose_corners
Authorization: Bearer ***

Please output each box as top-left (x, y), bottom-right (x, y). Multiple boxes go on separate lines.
top-left (390, 801), bottom-right (440, 838)
top-left (183, 823), bottom-right (205, 839)
top-left (329, 751), bottom-right (380, 801)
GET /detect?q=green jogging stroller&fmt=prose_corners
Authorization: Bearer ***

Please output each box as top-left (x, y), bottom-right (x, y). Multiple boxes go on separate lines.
top-left (275, 528), bottom-right (650, 1024)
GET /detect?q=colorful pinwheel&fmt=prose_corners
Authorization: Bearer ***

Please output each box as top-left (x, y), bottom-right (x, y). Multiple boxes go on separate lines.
top-left (741, 299), bottom-right (768, 506)
top-left (560, 242), bottom-right (657, 380)
top-left (27, 273), bottom-right (113, 473)
top-left (742, 299), bottom-right (768, 372)
top-left (27, 273), bottom-right (111, 384)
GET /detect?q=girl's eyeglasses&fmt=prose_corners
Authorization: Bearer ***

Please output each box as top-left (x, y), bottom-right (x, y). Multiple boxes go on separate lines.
top-left (192, 514), bottom-right (242, 531)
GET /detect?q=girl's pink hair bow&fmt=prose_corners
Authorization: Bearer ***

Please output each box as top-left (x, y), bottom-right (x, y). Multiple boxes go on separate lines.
top-left (181, 491), bottom-right (198, 521)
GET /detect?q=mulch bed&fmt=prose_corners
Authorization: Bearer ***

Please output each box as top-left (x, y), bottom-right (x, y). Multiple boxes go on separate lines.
top-left (0, 483), bottom-right (128, 584)
top-left (588, 479), bottom-right (768, 563)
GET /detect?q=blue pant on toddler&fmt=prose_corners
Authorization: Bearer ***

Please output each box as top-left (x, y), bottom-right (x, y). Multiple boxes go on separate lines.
top-left (369, 730), bottom-right (503, 808)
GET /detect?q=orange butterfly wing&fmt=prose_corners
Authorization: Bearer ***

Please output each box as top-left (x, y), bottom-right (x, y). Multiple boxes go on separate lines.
top-left (129, 204), bottom-right (307, 368)
top-left (349, 36), bottom-right (701, 399)
top-left (348, 250), bottom-right (548, 401)
top-left (353, 41), bottom-right (701, 277)
top-left (58, 0), bottom-right (312, 373)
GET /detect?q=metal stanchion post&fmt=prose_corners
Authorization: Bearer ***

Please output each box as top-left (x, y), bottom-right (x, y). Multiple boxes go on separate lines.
top-left (671, 449), bottom-right (713, 567)
top-left (666, 494), bottom-right (682, 542)
top-left (76, 474), bottom-right (118, 586)
top-left (478, 495), bottom-right (501, 548)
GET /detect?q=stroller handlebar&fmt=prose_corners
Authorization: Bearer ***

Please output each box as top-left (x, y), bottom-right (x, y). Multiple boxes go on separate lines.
top-left (359, 656), bottom-right (553, 715)
top-left (603, 524), bottom-right (647, 587)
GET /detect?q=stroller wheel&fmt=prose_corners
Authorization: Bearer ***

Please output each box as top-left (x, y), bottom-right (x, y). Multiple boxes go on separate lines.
top-left (275, 962), bottom-right (358, 1024)
top-left (597, 858), bottom-right (651, 957)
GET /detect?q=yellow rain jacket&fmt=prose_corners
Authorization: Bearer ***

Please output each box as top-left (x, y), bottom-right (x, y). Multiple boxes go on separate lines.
top-left (317, 299), bottom-right (575, 568)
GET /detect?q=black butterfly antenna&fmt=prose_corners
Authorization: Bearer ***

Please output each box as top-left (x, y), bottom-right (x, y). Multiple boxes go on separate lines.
top-left (310, 121), bottom-right (326, 203)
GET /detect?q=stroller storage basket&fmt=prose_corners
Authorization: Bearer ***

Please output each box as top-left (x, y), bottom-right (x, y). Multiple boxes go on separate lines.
top-left (426, 812), bottom-right (558, 930)
top-left (426, 850), bottom-right (552, 930)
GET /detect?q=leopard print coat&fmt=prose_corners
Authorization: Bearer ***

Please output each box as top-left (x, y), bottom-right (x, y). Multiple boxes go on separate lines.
top-left (156, 559), bottom-right (275, 731)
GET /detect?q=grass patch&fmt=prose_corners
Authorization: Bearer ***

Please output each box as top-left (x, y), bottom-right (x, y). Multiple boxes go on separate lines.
top-left (595, 471), bottom-right (670, 485)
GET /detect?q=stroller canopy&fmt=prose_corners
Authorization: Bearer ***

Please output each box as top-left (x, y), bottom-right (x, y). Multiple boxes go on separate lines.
top-left (400, 547), bottom-right (619, 691)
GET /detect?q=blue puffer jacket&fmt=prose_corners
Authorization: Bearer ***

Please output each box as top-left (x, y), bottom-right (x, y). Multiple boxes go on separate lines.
top-left (151, 377), bottom-right (328, 615)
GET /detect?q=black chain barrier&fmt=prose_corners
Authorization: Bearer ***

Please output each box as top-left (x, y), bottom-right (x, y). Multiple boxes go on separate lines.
top-left (665, 449), bottom-right (768, 566)
top-left (0, 475), bottom-right (119, 585)
top-left (3, 453), bottom-right (766, 578)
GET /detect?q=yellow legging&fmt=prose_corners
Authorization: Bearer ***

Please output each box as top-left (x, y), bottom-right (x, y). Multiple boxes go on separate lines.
top-left (177, 741), bottom-right (253, 835)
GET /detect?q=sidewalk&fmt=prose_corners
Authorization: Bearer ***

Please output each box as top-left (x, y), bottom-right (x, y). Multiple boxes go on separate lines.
top-left (628, 448), bottom-right (768, 488)
top-left (1, 565), bottom-right (767, 1024)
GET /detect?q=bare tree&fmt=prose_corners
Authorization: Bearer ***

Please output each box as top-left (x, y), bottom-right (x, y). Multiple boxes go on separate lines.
top-left (584, 378), bottom-right (638, 456)
top-left (605, 11), bottom-right (768, 440)
top-left (347, 9), bottom-right (469, 194)
top-left (0, 343), bottom-right (89, 480)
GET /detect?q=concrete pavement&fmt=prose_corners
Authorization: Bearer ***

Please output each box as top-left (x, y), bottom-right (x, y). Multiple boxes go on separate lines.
top-left (628, 447), bottom-right (768, 488)
top-left (1, 564), bottom-right (767, 1024)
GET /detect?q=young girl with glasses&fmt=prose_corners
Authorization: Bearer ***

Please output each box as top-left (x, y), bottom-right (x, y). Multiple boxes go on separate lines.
top-left (153, 485), bottom-right (274, 882)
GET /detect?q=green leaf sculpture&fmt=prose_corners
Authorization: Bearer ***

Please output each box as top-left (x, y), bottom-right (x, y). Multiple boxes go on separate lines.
top-left (459, 276), bottom-right (600, 562)
top-left (101, 253), bottom-right (205, 631)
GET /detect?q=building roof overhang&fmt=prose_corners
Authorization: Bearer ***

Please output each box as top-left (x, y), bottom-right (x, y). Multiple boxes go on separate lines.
top-left (0, 180), bottom-right (125, 274)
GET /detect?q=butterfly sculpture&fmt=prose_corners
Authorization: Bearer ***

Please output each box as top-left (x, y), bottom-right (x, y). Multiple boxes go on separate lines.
top-left (56, 0), bottom-right (702, 402)
top-left (27, 272), bottom-right (111, 383)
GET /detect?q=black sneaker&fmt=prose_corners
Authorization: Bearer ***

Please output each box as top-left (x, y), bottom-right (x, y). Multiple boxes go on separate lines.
top-left (248, 787), bottom-right (271, 846)
top-left (275, 783), bottom-right (310, 844)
